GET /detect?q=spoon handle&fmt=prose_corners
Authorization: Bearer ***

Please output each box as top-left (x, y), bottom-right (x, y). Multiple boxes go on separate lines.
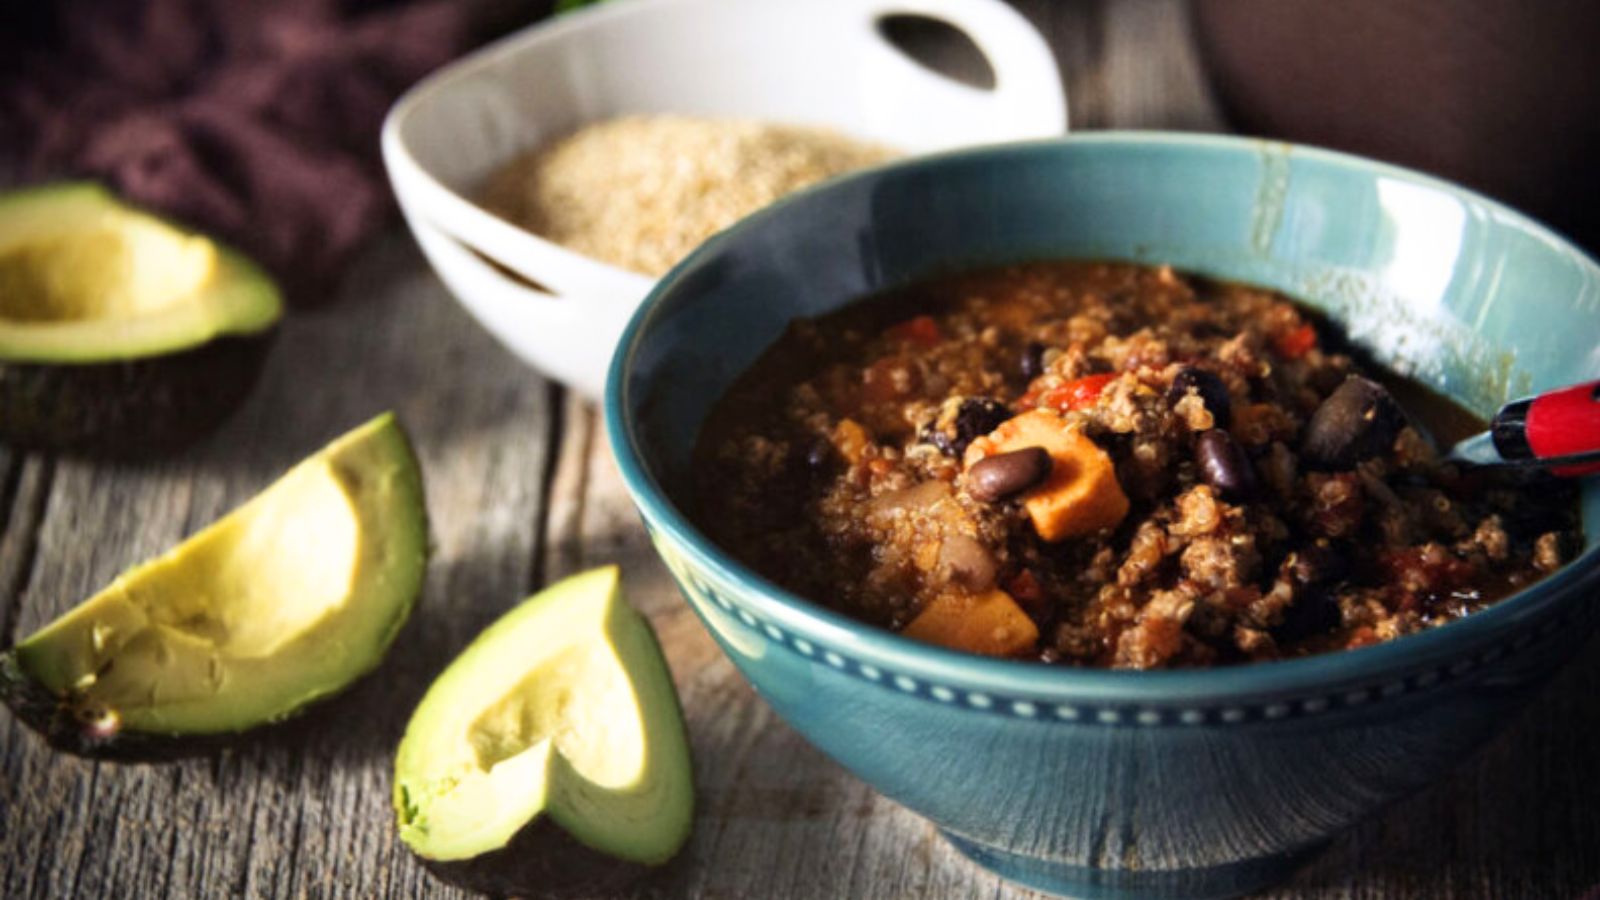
top-left (1490, 379), bottom-right (1600, 476)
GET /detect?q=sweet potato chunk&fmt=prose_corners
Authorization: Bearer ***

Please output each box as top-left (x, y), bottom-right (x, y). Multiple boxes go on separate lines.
top-left (966, 409), bottom-right (1129, 541)
top-left (901, 588), bottom-right (1039, 657)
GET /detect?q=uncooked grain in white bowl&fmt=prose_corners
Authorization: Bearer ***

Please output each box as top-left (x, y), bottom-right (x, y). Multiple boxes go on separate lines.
top-left (482, 115), bottom-right (900, 277)
top-left (383, 0), bottom-right (1066, 398)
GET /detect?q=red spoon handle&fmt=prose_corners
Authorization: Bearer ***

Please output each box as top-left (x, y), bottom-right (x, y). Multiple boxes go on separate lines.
top-left (1492, 379), bottom-right (1600, 476)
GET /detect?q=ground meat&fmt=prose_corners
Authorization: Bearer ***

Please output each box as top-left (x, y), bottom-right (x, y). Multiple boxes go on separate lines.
top-left (1393, 426), bottom-right (1437, 469)
top-left (1534, 532), bottom-right (1567, 572)
top-left (1468, 515), bottom-right (1511, 562)
top-left (1170, 485), bottom-right (1225, 537)
top-left (1117, 521), bottom-right (1169, 587)
top-left (1306, 472), bottom-right (1365, 538)
top-left (694, 261), bottom-right (1582, 668)
top-left (1181, 536), bottom-right (1260, 592)
top-left (1234, 625), bottom-right (1276, 657)
top-left (1114, 585), bottom-right (1197, 668)
top-left (1172, 390), bottom-right (1216, 432)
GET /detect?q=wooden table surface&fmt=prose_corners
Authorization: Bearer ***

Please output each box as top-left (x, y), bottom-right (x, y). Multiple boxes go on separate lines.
top-left (3, 2), bottom-right (1597, 897)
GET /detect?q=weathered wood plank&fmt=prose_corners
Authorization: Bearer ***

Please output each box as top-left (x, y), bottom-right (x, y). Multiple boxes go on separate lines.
top-left (1265, 630), bottom-right (1600, 899)
top-left (0, 454), bottom-right (52, 645)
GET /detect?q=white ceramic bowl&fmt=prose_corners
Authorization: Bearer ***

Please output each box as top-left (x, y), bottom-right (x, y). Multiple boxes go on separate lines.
top-left (382, 0), bottom-right (1066, 398)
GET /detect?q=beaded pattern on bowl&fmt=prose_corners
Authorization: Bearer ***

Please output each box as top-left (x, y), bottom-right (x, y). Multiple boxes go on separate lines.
top-left (659, 544), bottom-right (1575, 728)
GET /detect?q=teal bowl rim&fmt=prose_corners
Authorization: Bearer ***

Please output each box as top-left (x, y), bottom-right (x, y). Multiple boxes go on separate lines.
top-left (605, 130), bottom-right (1600, 706)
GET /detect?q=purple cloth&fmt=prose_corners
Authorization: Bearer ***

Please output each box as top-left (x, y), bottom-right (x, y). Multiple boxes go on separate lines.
top-left (2, 0), bottom-right (542, 302)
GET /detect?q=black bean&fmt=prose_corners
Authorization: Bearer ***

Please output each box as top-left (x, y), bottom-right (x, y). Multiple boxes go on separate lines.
top-left (1273, 585), bottom-right (1343, 643)
top-left (1167, 366), bottom-right (1232, 428)
top-left (1290, 542), bottom-right (1347, 586)
top-left (955, 398), bottom-right (1011, 449)
top-left (1195, 429), bottom-right (1257, 499)
top-left (921, 397), bottom-right (1013, 458)
top-left (1301, 376), bottom-right (1404, 469)
top-left (968, 447), bottom-right (1053, 501)
top-left (1021, 341), bottom-right (1047, 380)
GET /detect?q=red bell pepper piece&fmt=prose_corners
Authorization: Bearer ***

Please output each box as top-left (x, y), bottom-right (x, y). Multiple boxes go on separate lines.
top-left (1038, 373), bottom-right (1116, 412)
top-left (1273, 323), bottom-right (1318, 359)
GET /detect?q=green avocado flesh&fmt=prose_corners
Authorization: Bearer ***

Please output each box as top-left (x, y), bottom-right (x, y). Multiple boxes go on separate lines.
top-left (0, 182), bottom-right (280, 363)
top-left (3, 413), bottom-right (427, 742)
top-left (0, 182), bottom-right (283, 454)
top-left (394, 566), bottom-right (693, 880)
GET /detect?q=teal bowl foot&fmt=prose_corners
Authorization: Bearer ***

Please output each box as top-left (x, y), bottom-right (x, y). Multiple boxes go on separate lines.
top-left (941, 830), bottom-right (1327, 900)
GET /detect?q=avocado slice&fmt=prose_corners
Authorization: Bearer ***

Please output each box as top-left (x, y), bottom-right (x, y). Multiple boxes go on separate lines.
top-left (0, 182), bottom-right (282, 454)
top-left (395, 566), bottom-right (694, 895)
top-left (0, 413), bottom-right (427, 759)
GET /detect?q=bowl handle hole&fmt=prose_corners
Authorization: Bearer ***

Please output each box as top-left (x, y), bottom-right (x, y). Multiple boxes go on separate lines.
top-left (875, 13), bottom-right (998, 92)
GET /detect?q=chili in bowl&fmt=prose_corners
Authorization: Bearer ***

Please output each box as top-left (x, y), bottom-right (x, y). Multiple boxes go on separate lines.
top-left (606, 134), bottom-right (1599, 899)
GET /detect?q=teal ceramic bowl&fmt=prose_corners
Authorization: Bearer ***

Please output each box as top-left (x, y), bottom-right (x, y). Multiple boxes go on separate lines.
top-left (605, 133), bottom-right (1600, 899)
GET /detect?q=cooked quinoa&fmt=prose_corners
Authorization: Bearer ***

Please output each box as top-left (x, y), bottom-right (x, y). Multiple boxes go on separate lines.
top-left (691, 261), bottom-right (1581, 669)
top-left (481, 115), bottom-right (897, 276)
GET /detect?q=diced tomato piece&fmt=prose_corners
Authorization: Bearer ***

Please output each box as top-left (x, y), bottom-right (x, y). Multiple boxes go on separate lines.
top-left (1004, 569), bottom-right (1046, 614)
top-left (886, 315), bottom-right (942, 347)
top-left (862, 356), bottom-right (916, 402)
top-left (1038, 373), bottom-right (1116, 412)
top-left (1273, 323), bottom-right (1318, 359)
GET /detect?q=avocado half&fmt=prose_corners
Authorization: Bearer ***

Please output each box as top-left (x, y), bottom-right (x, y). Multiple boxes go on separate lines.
top-left (0, 413), bottom-right (428, 760)
top-left (395, 566), bottom-right (694, 896)
top-left (0, 182), bottom-right (282, 454)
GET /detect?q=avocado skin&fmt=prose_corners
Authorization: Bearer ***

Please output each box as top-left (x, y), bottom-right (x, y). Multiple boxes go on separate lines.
top-left (0, 650), bottom-right (224, 761)
top-left (0, 590), bottom-right (427, 763)
top-left (417, 815), bottom-right (665, 898)
top-left (0, 644), bottom-right (399, 763)
top-left (0, 331), bottom-right (273, 456)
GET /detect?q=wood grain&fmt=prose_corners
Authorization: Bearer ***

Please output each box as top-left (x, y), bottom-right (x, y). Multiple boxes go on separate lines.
top-left (1, 2), bottom-right (1596, 898)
